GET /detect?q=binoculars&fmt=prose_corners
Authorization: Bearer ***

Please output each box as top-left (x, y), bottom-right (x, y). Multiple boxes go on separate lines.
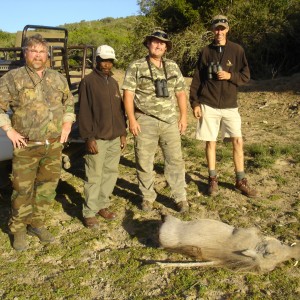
top-left (154, 79), bottom-right (169, 98)
top-left (208, 62), bottom-right (223, 79)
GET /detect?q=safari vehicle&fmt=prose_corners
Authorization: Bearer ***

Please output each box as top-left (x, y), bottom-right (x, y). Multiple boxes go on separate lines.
top-left (0, 25), bottom-right (96, 187)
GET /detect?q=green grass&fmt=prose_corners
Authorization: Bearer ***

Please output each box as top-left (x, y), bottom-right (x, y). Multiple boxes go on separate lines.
top-left (245, 143), bottom-right (300, 169)
top-left (0, 133), bottom-right (299, 299)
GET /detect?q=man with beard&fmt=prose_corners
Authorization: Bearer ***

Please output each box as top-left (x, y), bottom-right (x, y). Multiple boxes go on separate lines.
top-left (0, 34), bottom-right (75, 251)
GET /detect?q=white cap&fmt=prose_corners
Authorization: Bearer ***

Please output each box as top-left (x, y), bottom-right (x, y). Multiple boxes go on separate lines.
top-left (95, 45), bottom-right (117, 61)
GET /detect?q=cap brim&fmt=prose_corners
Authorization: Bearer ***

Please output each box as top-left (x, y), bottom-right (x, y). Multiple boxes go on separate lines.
top-left (98, 55), bottom-right (117, 61)
top-left (143, 36), bottom-right (172, 52)
top-left (212, 23), bottom-right (229, 29)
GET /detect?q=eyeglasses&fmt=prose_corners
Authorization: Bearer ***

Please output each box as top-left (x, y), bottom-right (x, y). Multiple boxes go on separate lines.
top-left (212, 19), bottom-right (228, 25)
top-left (27, 49), bottom-right (48, 55)
top-left (151, 31), bottom-right (168, 39)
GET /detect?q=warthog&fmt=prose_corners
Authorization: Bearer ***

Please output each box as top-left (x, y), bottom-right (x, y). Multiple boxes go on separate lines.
top-left (159, 215), bottom-right (300, 273)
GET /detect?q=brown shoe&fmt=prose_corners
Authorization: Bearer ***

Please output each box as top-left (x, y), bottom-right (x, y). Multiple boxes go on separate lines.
top-left (84, 217), bottom-right (99, 228)
top-left (207, 176), bottom-right (219, 196)
top-left (177, 200), bottom-right (189, 213)
top-left (235, 178), bottom-right (257, 198)
top-left (98, 209), bottom-right (116, 220)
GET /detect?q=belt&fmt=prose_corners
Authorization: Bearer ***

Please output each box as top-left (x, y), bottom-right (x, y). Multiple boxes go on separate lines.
top-left (25, 137), bottom-right (60, 145)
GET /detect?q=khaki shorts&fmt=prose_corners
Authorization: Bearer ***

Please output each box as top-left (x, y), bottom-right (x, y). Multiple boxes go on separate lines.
top-left (196, 104), bottom-right (242, 141)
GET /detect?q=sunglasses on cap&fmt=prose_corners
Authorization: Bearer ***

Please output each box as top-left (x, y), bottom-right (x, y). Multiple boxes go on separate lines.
top-left (212, 19), bottom-right (228, 25)
top-left (152, 31), bottom-right (168, 39)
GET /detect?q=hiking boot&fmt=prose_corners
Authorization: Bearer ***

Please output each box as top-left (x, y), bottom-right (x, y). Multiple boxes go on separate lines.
top-left (98, 209), bottom-right (117, 220)
top-left (27, 225), bottom-right (55, 243)
top-left (207, 176), bottom-right (219, 196)
top-left (235, 178), bottom-right (257, 198)
top-left (141, 200), bottom-right (153, 212)
top-left (13, 232), bottom-right (28, 251)
top-left (83, 217), bottom-right (99, 229)
top-left (177, 200), bottom-right (189, 213)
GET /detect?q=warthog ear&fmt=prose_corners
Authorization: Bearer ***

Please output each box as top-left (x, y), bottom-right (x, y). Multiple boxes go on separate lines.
top-left (241, 249), bottom-right (257, 258)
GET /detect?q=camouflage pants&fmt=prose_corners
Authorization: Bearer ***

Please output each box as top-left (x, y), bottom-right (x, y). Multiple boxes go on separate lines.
top-left (134, 114), bottom-right (186, 203)
top-left (83, 138), bottom-right (121, 218)
top-left (8, 142), bottom-right (62, 233)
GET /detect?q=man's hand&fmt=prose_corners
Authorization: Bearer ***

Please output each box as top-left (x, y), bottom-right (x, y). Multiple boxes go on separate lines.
top-left (86, 139), bottom-right (98, 154)
top-left (129, 118), bottom-right (141, 136)
top-left (217, 70), bottom-right (231, 81)
top-left (178, 116), bottom-right (187, 135)
top-left (6, 128), bottom-right (27, 149)
top-left (120, 135), bottom-right (127, 151)
top-left (60, 122), bottom-right (72, 143)
top-left (193, 106), bottom-right (202, 119)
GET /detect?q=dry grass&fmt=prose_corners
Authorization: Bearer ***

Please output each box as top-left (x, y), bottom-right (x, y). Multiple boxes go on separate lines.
top-left (0, 71), bottom-right (299, 299)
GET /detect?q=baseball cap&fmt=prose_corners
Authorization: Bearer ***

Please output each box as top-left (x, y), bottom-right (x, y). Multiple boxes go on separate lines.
top-left (96, 45), bottom-right (117, 61)
top-left (211, 15), bottom-right (229, 29)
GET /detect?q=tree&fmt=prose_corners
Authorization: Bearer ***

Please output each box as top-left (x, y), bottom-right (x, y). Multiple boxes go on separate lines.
top-left (137, 0), bottom-right (300, 78)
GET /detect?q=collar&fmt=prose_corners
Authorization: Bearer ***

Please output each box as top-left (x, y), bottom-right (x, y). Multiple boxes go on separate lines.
top-left (25, 65), bottom-right (47, 76)
top-left (94, 67), bottom-right (113, 77)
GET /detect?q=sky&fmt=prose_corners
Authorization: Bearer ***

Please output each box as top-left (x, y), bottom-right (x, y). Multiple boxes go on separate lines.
top-left (0, 0), bottom-right (140, 33)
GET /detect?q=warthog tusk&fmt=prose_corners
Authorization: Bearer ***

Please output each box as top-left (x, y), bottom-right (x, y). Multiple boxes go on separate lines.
top-left (156, 261), bottom-right (216, 268)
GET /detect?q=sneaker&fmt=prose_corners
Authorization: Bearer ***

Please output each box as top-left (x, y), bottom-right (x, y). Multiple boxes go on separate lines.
top-left (235, 178), bottom-right (257, 198)
top-left (84, 217), bottom-right (99, 229)
top-left (207, 176), bottom-right (219, 196)
top-left (141, 200), bottom-right (153, 212)
top-left (177, 200), bottom-right (189, 213)
top-left (13, 232), bottom-right (28, 251)
top-left (27, 225), bottom-right (55, 243)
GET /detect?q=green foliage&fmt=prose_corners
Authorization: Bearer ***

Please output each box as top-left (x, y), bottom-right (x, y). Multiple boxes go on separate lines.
top-left (137, 0), bottom-right (300, 78)
top-left (64, 17), bottom-right (138, 69)
top-left (0, 31), bottom-right (15, 47)
top-left (117, 15), bottom-right (156, 69)
top-left (1, 0), bottom-right (299, 78)
top-left (230, 0), bottom-right (300, 78)
top-left (140, 0), bottom-right (200, 32)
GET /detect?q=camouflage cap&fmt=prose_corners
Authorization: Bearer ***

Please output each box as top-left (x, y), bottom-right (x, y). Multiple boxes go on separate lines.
top-left (143, 29), bottom-right (172, 51)
top-left (211, 15), bottom-right (229, 29)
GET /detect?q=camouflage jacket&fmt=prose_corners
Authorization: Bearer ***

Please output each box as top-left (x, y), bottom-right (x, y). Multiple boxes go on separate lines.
top-left (0, 66), bottom-right (75, 140)
top-left (122, 57), bottom-right (186, 124)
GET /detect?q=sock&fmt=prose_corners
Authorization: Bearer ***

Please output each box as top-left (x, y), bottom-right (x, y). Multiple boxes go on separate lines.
top-left (236, 171), bottom-right (245, 181)
top-left (209, 170), bottom-right (217, 178)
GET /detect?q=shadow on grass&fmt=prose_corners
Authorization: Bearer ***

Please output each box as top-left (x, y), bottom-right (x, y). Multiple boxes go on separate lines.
top-left (55, 180), bottom-right (84, 222)
top-left (122, 209), bottom-right (162, 248)
top-left (0, 184), bottom-right (12, 234)
top-left (186, 171), bottom-right (235, 196)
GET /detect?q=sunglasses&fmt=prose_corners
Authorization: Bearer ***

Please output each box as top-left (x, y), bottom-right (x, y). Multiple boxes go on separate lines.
top-left (152, 31), bottom-right (168, 39)
top-left (212, 19), bottom-right (228, 25)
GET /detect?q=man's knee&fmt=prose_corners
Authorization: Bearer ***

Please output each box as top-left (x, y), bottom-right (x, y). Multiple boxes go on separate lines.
top-left (232, 137), bottom-right (243, 148)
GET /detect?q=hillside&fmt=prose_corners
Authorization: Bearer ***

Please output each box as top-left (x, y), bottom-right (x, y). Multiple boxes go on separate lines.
top-left (0, 71), bottom-right (299, 299)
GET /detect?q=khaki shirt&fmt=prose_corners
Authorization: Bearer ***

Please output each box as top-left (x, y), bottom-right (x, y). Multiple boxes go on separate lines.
top-left (122, 57), bottom-right (186, 124)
